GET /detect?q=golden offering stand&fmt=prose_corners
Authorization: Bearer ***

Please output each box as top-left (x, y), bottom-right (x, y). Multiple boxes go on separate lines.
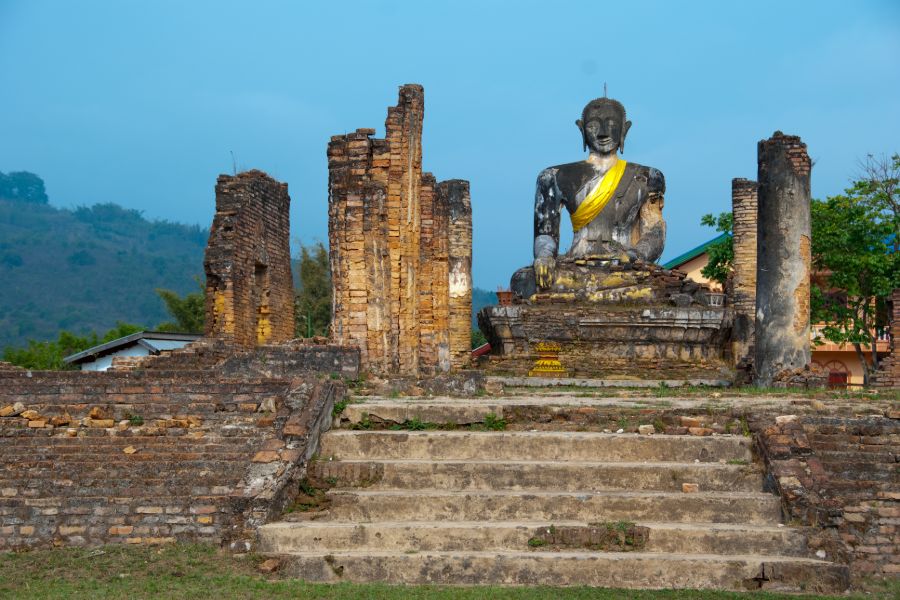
top-left (528, 341), bottom-right (567, 377)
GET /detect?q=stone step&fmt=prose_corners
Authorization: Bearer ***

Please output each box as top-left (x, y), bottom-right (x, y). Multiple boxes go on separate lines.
top-left (320, 490), bottom-right (783, 524)
top-left (320, 430), bottom-right (752, 463)
top-left (311, 459), bottom-right (762, 493)
top-left (342, 400), bottom-right (504, 425)
top-left (270, 550), bottom-right (848, 592)
top-left (340, 396), bottom-right (746, 426)
top-left (258, 520), bottom-right (809, 557)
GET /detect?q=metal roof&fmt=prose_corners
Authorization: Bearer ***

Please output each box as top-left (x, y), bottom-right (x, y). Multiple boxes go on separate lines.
top-left (63, 331), bottom-right (201, 364)
top-left (661, 233), bottom-right (731, 270)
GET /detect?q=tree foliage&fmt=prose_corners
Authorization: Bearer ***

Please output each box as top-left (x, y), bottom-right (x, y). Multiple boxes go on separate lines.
top-left (2, 322), bottom-right (143, 370)
top-left (0, 187), bottom-right (208, 349)
top-left (0, 171), bottom-right (48, 204)
top-left (294, 242), bottom-right (332, 337)
top-left (155, 281), bottom-right (206, 333)
top-left (699, 212), bottom-right (733, 285)
top-left (811, 155), bottom-right (899, 384)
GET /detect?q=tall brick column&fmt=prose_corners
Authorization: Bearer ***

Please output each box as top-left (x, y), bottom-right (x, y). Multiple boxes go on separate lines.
top-left (204, 170), bottom-right (294, 347)
top-left (328, 84), bottom-right (471, 376)
top-left (873, 289), bottom-right (900, 388)
top-left (730, 178), bottom-right (758, 367)
top-left (754, 133), bottom-right (812, 386)
top-left (443, 179), bottom-right (473, 369)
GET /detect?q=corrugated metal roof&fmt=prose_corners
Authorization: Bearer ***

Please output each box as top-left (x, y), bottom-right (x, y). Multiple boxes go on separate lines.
top-left (63, 331), bottom-right (201, 364)
top-left (662, 233), bottom-right (731, 270)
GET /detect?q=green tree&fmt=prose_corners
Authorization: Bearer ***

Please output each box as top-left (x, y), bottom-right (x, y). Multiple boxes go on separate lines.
top-left (155, 281), bottom-right (206, 333)
top-left (471, 329), bottom-right (488, 349)
top-left (811, 168), bottom-right (898, 385)
top-left (0, 171), bottom-right (48, 204)
top-left (856, 153), bottom-right (900, 249)
top-left (699, 212), bottom-right (733, 285)
top-left (294, 242), bottom-right (332, 337)
top-left (2, 322), bottom-right (142, 370)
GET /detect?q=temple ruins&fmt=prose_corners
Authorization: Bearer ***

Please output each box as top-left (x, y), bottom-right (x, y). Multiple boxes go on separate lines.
top-left (327, 84), bottom-right (472, 376)
top-left (204, 170), bottom-right (295, 347)
top-left (754, 132), bottom-right (813, 386)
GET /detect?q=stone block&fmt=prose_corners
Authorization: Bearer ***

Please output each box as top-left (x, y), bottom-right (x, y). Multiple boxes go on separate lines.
top-left (252, 450), bottom-right (280, 463)
top-left (688, 427), bottom-right (713, 436)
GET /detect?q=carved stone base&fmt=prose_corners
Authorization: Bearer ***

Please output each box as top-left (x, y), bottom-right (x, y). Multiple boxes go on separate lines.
top-left (511, 257), bottom-right (715, 306)
top-left (478, 301), bottom-right (733, 379)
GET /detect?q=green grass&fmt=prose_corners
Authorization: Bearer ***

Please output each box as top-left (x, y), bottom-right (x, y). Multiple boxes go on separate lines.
top-left (1, 544), bottom-right (896, 600)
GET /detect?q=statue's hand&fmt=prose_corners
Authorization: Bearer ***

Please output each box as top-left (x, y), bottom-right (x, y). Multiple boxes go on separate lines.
top-left (534, 256), bottom-right (556, 290)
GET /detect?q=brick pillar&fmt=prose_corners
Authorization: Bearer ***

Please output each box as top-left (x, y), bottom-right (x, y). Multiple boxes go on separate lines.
top-left (327, 129), bottom-right (378, 365)
top-left (754, 132), bottom-right (812, 386)
top-left (326, 84), bottom-right (470, 376)
top-left (443, 179), bottom-right (473, 369)
top-left (204, 170), bottom-right (294, 347)
top-left (418, 173), bottom-right (437, 371)
top-left (430, 180), bottom-right (451, 372)
top-left (730, 178), bottom-right (758, 367)
top-left (385, 85), bottom-right (424, 375)
top-left (874, 289), bottom-right (900, 388)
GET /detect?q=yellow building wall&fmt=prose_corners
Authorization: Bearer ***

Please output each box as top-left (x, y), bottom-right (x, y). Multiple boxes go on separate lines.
top-left (676, 255), bottom-right (723, 292)
top-left (811, 350), bottom-right (867, 386)
top-left (672, 250), bottom-right (880, 386)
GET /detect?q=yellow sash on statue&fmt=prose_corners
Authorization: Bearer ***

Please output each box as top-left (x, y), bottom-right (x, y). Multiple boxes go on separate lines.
top-left (570, 160), bottom-right (627, 232)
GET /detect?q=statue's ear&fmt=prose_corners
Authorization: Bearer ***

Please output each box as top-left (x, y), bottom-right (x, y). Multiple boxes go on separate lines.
top-left (576, 119), bottom-right (587, 152)
top-left (620, 120), bottom-right (632, 152)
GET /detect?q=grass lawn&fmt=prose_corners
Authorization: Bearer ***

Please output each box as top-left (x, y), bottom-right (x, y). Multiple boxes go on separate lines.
top-left (1, 544), bottom-right (897, 600)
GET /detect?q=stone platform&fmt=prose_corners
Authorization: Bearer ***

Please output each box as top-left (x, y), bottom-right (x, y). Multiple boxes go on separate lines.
top-left (479, 258), bottom-right (732, 379)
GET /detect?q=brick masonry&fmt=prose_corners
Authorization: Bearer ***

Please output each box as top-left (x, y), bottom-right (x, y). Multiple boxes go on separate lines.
top-left (873, 289), bottom-right (900, 388)
top-left (755, 414), bottom-right (899, 579)
top-left (204, 170), bottom-right (295, 347)
top-left (0, 355), bottom-right (345, 551)
top-left (730, 178), bottom-right (758, 368)
top-left (328, 84), bottom-right (472, 376)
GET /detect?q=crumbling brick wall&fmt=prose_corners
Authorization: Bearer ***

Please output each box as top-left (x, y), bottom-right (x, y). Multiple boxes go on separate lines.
top-left (0, 367), bottom-right (343, 551)
top-left (755, 414), bottom-right (899, 579)
top-left (204, 170), bottom-right (294, 347)
top-left (873, 289), bottom-right (900, 388)
top-left (328, 84), bottom-right (472, 375)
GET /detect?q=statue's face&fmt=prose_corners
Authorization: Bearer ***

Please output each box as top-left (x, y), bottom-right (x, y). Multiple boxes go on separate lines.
top-left (582, 108), bottom-right (624, 155)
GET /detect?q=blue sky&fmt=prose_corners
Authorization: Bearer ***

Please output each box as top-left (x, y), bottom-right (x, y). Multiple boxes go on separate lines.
top-left (1, 0), bottom-right (898, 289)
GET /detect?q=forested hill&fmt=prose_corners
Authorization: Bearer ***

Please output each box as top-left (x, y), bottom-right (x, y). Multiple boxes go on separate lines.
top-left (0, 170), bottom-right (501, 351)
top-left (0, 171), bottom-right (207, 349)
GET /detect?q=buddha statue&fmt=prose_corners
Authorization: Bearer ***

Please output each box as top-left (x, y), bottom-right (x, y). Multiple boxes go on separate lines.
top-left (479, 95), bottom-right (730, 379)
top-left (511, 96), bottom-right (666, 299)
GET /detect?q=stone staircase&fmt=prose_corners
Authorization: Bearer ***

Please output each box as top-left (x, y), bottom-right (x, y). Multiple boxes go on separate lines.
top-left (257, 395), bottom-right (850, 592)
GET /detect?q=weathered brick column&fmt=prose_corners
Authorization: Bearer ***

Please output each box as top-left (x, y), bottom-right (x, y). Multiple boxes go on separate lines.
top-left (873, 289), bottom-right (900, 388)
top-left (204, 170), bottom-right (294, 347)
top-left (730, 178), bottom-right (758, 367)
top-left (328, 84), bottom-right (471, 376)
top-left (443, 179), bottom-right (473, 369)
top-left (754, 133), bottom-right (812, 386)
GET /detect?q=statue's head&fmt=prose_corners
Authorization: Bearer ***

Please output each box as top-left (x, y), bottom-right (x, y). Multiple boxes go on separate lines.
top-left (576, 97), bottom-right (632, 155)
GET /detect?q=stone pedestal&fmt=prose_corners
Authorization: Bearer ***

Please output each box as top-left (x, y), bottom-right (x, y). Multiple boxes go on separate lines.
top-left (479, 259), bottom-right (732, 378)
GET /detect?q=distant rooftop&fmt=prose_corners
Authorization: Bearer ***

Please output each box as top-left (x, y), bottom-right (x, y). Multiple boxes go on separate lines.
top-left (662, 233), bottom-right (730, 270)
top-left (63, 331), bottom-right (201, 365)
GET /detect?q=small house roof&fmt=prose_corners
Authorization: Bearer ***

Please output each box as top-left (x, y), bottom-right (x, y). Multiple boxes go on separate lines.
top-left (662, 233), bottom-right (730, 270)
top-left (63, 331), bottom-right (201, 365)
